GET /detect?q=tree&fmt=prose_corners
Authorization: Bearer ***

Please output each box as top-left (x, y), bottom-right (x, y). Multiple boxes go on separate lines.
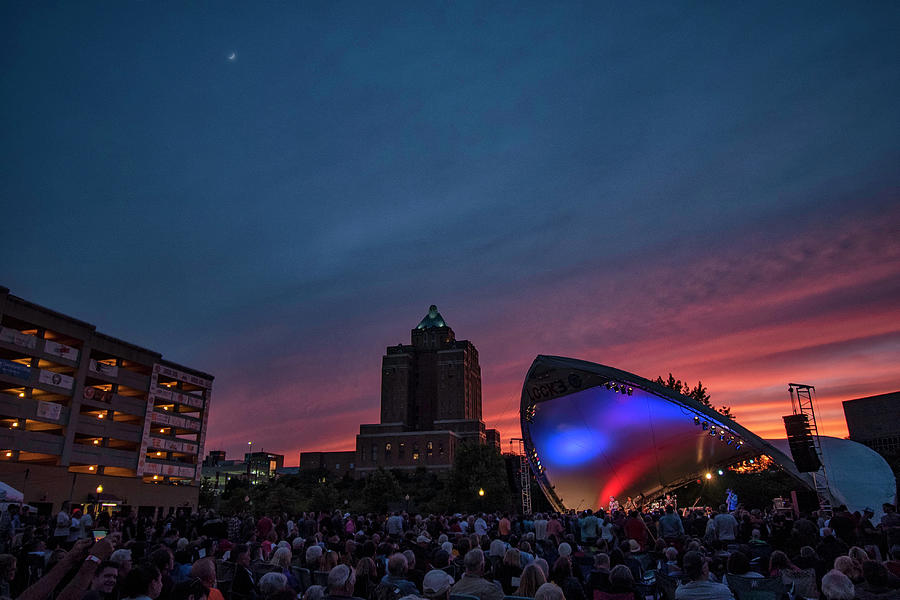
top-left (259, 482), bottom-right (305, 515)
top-left (444, 442), bottom-right (515, 513)
top-left (362, 467), bottom-right (402, 513)
top-left (655, 373), bottom-right (737, 420)
top-left (309, 480), bottom-right (339, 513)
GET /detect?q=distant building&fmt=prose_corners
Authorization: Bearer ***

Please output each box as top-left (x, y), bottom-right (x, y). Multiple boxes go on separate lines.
top-left (301, 305), bottom-right (500, 478)
top-left (204, 450), bottom-right (228, 467)
top-left (246, 451), bottom-right (284, 483)
top-left (200, 450), bottom-right (285, 494)
top-left (300, 451), bottom-right (355, 475)
top-left (843, 391), bottom-right (900, 455)
top-left (200, 451), bottom-right (246, 494)
top-left (0, 286), bottom-right (213, 516)
top-left (486, 428), bottom-right (502, 451)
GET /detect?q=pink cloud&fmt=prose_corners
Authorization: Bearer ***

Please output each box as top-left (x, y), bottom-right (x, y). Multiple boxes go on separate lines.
top-left (205, 203), bottom-right (900, 465)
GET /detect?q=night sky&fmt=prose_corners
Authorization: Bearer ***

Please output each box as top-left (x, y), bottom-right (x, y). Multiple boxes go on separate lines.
top-left (3, 2), bottom-right (899, 464)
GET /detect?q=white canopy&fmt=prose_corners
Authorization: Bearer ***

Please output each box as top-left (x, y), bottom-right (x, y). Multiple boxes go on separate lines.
top-left (0, 481), bottom-right (24, 503)
top-left (768, 437), bottom-right (896, 522)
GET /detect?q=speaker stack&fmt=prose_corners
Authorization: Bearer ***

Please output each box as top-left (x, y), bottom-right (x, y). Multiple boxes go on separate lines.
top-left (782, 414), bottom-right (822, 473)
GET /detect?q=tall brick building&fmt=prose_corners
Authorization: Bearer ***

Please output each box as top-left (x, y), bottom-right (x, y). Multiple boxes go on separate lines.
top-left (302, 305), bottom-right (500, 477)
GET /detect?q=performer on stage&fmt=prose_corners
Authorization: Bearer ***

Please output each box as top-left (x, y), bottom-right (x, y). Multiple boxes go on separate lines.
top-left (608, 496), bottom-right (620, 512)
top-left (624, 496), bottom-right (636, 511)
top-left (726, 488), bottom-right (738, 511)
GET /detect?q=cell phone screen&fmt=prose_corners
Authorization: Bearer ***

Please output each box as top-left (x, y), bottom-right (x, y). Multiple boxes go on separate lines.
top-left (93, 530), bottom-right (107, 541)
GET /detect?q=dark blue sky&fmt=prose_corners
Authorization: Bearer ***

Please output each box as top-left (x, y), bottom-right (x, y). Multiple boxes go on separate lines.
top-left (3, 2), bottom-right (899, 461)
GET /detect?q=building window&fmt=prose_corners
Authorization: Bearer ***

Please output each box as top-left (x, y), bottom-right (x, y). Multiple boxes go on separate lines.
top-left (399, 443), bottom-right (405, 459)
top-left (385, 443), bottom-right (392, 460)
top-left (412, 452), bottom-right (419, 461)
top-left (372, 444), bottom-right (378, 463)
top-left (426, 441), bottom-right (433, 456)
top-left (349, 463), bottom-right (354, 469)
top-left (439, 443), bottom-right (444, 456)
top-left (335, 463), bottom-right (340, 470)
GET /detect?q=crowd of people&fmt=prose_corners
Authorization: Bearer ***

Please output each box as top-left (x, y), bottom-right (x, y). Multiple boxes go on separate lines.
top-left (1, 497), bottom-right (899, 600)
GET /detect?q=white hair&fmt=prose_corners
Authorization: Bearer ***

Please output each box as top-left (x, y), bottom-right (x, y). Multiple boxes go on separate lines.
top-left (306, 545), bottom-right (323, 564)
top-left (489, 539), bottom-right (506, 557)
top-left (535, 583), bottom-right (565, 600)
top-left (271, 547), bottom-right (292, 569)
top-left (327, 564), bottom-right (355, 591)
top-left (259, 572), bottom-right (287, 597)
top-left (822, 569), bottom-right (855, 600)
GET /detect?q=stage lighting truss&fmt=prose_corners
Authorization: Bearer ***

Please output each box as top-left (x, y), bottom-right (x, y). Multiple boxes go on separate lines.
top-left (528, 446), bottom-right (545, 474)
top-left (693, 413), bottom-right (743, 450)
top-left (604, 380), bottom-right (634, 395)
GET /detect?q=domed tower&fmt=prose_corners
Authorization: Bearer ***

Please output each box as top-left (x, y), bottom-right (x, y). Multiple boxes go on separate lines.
top-left (353, 305), bottom-right (495, 475)
top-left (381, 304), bottom-right (482, 429)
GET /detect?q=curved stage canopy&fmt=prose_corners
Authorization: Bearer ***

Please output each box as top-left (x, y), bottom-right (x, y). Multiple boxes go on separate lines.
top-left (520, 355), bottom-right (893, 513)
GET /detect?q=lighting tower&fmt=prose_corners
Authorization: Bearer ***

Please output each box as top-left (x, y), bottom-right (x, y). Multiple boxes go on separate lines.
top-left (788, 383), bottom-right (832, 516)
top-left (509, 438), bottom-right (532, 515)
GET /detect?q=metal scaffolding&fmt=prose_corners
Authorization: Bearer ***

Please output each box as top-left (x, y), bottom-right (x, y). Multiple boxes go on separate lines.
top-left (509, 438), bottom-right (532, 515)
top-left (788, 383), bottom-right (833, 517)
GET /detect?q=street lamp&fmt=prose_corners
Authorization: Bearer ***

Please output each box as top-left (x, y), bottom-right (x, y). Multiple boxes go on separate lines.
top-left (247, 441), bottom-right (253, 484)
top-left (404, 494), bottom-right (410, 512)
top-left (96, 484), bottom-right (103, 494)
top-left (478, 487), bottom-right (485, 497)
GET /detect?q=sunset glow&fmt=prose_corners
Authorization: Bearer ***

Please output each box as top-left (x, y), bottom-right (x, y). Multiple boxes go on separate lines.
top-left (3, 3), bottom-right (897, 465)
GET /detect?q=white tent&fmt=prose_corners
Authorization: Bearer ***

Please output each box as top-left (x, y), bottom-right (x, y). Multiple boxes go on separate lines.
top-left (0, 481), bottom-right (24, 503)
top-left (768, 437), bottom-right (897, 521)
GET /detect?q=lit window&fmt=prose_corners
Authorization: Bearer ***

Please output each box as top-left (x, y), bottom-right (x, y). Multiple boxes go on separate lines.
top-left (335, 464), bottom-right (340, 470)
top-left (412, 452), bottom-right (419, 461)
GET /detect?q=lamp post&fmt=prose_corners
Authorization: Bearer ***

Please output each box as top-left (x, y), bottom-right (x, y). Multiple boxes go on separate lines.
top-left (247, 441), bottom-right (253, 484)
top-left (404, 494), bottom-right (410, 513)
